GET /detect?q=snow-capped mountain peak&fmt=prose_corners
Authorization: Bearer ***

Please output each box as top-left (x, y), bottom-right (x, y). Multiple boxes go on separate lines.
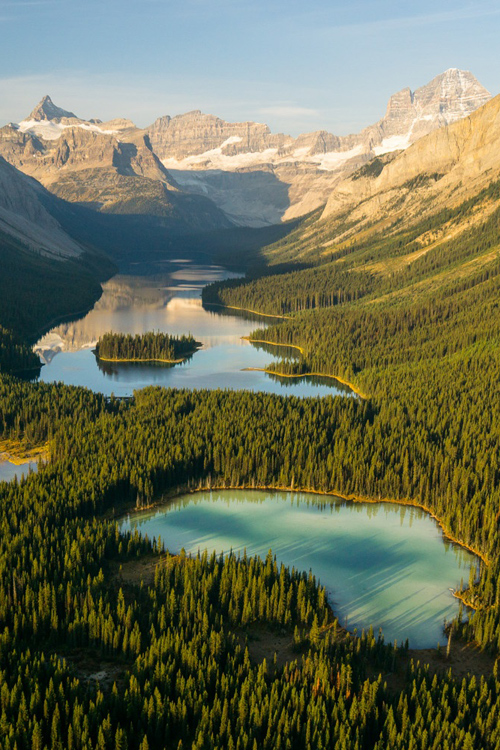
top-left (27, 94), bottom-right (77, 122)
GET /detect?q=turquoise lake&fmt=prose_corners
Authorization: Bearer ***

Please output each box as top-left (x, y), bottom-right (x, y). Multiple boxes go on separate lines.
top-left (121, 489), bottom-right (478, 649)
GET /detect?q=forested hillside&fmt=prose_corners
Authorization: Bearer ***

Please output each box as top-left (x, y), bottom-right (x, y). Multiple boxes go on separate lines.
top-left (0, 379), bottom-right (499, 748)
top-left (2, 153), bottom-right (500, 746)
top-left (201, 171), bottom-right (500, 657)
top-left (203, 178), bottom-right (500, 316)
top-left (0, 228), bottom-right (117, 374)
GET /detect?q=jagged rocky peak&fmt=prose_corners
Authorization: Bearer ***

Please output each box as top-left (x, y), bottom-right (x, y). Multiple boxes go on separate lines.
top-left (379, 69), bottom-right (491, 143)
top-left (322, 93), bottom-right (500, 229)
top-left (27, 95), bottom-right (77, 122)
top-left (416, 68), bottom-right (491, 118)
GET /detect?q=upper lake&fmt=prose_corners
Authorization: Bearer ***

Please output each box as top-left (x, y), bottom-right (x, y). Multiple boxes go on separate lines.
top-left (34, 262), bottom-right (352, 398)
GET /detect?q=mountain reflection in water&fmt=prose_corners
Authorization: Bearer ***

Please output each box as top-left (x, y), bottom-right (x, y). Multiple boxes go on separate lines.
top-left (34, 263), bottom-right (354, 399)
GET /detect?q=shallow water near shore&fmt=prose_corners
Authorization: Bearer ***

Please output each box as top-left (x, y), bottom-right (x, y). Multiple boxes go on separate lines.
top-left (121, 489), bottom-right (479, 649)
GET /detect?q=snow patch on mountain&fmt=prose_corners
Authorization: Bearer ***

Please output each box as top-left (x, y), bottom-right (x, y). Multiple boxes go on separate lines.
top-left (162, 143), bottom-right (364, 173)
top-left (313, 146), bottom-right (365, 170)
top-left (373, 135), bottom-right (411, 155)
top-left (162, 148), bottom-right (279, 171)
top-left (17, 119), bottom-right (119, 141)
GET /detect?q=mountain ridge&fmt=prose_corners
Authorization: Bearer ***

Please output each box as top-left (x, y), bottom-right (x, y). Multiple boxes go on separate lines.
top-left (0, 154), bottom-right (84, 260)
top-left (216, 91), bottom-right (500, 302)
top-left (0, 112), bottom-right (232, 233)
top-left (147, 69), bottom-right (492, 225)
top-left (0, 69), bottom-right (492, 229)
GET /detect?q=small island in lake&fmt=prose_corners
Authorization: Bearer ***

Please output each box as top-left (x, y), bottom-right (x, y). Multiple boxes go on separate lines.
top-left (94, 331), bottom-right (202, 364)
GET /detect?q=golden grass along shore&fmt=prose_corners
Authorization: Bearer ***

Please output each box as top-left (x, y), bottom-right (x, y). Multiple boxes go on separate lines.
top-left (0, 439), bottom-right (49, 465)
top-left (125, 481), bottom-right (488, 569)
top-left (243, 336), bottom-right (305, 353)
top-left (243, 366), bottom-right (368, 400)
top-left (242, 337), bottom-right (369, 399)
top-left (205, 303), bottom-right (291, 320)
top-left (97, 356), bottom-right (187, 364)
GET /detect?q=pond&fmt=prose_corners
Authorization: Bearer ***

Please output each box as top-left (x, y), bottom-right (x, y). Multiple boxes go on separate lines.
top-left (0, 459), bottom-right (39, 483)
top-left (121, 489), bottom-right (478, 649)
top-left (34, 262), bottom-right (352, 398)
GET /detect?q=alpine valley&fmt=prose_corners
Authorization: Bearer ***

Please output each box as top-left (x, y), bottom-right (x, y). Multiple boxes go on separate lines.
top-left (2, 65), bottom-right (500, 750)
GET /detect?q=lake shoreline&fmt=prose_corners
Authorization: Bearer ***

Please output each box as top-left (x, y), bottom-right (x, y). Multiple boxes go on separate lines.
top-left (35, 267), bottom-right (344, 399)
top-left (243, 366), bottom-right (367, 399)
top-left (244, 336), bottom-right (304, 353)
top-left (244, 337), bottom-right (368, 399)
top-left (0, 439), bottom-right (48, 465)
top-left (120, 481), bottom-right (487, 568)
top-left (96, 355), bottom-right (190, 364)
top-left (94, 341), bottom-right (202, 366)
top-left (120, 483), bottom-right (482, 651)
top-left (204, 302), bottom-right (290, 320)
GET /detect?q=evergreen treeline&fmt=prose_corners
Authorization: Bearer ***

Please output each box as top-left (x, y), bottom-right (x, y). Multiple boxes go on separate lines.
top-left (0, 326), bottom-right (41, 375)
top-left (95, 332), bottom-right (201, 362)
top-left (1, 377), bottom-right (500, 747)
top-left (202, 180), bottom-right (500, 316)
top-left (202, 229), bottom-right (500, 317)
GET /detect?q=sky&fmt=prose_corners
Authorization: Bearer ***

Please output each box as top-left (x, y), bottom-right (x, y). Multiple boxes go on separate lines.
top-left (0, 0), bottom-right (499, 136)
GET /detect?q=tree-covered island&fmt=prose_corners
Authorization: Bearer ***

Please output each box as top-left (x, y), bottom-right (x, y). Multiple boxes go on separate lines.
top-left (94, 331), bottom-right (202, 363)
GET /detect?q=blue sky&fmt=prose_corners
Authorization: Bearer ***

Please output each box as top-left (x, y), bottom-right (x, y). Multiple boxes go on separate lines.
top-left (1, 0), bottom-right (498, 135)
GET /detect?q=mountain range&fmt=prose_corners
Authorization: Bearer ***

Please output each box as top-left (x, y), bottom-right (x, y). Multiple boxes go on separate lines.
top-left (0, 68), bottom-right (491, 229)
top-left (0, 65), bottom-right (498, 343)
top-left (153, 68), bottom-right (491, 225)
top-left (1, 96), bottom-right (231, 239)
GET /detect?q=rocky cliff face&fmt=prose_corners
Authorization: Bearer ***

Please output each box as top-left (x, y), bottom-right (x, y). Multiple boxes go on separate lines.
top-left (148, 69), bottom-right (491, 225)
top-left (147, 110), bottom-right (289, 160)
top-left (0, 156), bottom-right (84, 259)
top-left (0, 98), bottom-right (231, 231)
